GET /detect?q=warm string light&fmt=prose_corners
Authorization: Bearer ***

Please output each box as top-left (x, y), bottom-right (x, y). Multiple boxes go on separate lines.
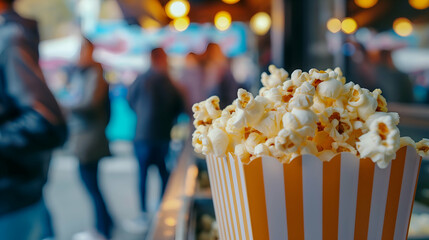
top-left (326, 17), bottom-right (357, 34)
top-left (354, 0), bottom-right (378, 8)
top-left (164, 0), bottom-right (190, 32)
top-left (342, 18), bottom-right (358, 34)
top-left (409, 0), bottom-right (429, 9)
top-left (222, 0), bottom-right (240, 4)
top-left (326, 18), bottom-right (342, 33)
top-left (214, 11), bottom-right (232, 31)
top-left (172, 16), bottom-right (190, 32)
top-left (250, 12), bottom-right (272, 35)
top-left (327, 16), bottom-right (414, 38)
top-left (165, 0), bottom-right (190, 19)
top-left (393, 18), bottom-right (413, 37)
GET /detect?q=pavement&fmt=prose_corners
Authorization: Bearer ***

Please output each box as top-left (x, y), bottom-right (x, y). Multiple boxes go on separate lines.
top-left (44, 141), bottom-right (162, 240)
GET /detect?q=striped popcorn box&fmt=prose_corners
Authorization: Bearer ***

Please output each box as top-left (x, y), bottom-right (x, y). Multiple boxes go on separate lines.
top-left (206, 146), bottom-right (422, 240)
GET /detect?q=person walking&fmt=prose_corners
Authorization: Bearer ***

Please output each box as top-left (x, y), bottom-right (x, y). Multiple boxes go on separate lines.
top-left (127, 48), bottom-right (184, 221)
top-left (61, 37), bottom-right (113, 240)
top-left (0, 1), bottom-right (68, 239)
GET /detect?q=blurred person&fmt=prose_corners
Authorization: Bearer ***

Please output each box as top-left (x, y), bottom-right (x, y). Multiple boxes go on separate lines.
top-left (179, 52), bottom-right (206, 114)
top-left (203, 43), bottom-right (239, 108)
top-left (0, 1), bottom-right (68, 240)
top-left (347, 41), bottom-right (377, 90)
top-left (373, 49), bottom-right (413, 103)
top-left (61, 38), bottom-right (113, 240)
top-left (127, 48), bottom-right (184, 224)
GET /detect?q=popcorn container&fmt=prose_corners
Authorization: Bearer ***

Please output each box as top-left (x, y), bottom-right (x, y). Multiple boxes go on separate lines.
top-left (206, 146), bottom-right (422, 240)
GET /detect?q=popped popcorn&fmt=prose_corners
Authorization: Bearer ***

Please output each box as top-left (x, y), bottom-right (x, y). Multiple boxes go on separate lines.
top-left (192, 126), bottom-right (208, 154)
top-left (192, 96), bottom-right (222, 127)
top-left (347, 84), bottom-right (378, 120)
top-left (207, 128), bottom-right (229, 156)
top-left (253, 143), bottom-right (270, 158)
top-left (230, 89), bottom-right (266, 131)
top-left (192, 65), bottom-right (428, 168)
top-left (316, 78), bottom-right (343, 99)
top-left (253, 111), bottom-right (283, 138)
top-left (290, 69), bottom-right (308, 87)
top-left (357, 112), bottom-right (400, 168)
top-left (234, 143), bottom-right (250, 162)
top-left (244, 131), bottom-right (266, 155)
top-left (416, 138), bottom-right (429, 157)
top-left (288, 82), bottom-right (315, 109)
top-left (400, 136), bottom-right (416, 148)
top-left (319, 107), bottom-right (353, 142)
top-left (372, 89), bottom-right (388, 112)
top-left (275, 129), bottom-right (302, 154)
top-left (261, 65), bottom-right (289, 89)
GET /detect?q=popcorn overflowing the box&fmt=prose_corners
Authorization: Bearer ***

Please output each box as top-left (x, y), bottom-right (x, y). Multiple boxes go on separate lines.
top-left (192, 65), bottom-right (429, 167)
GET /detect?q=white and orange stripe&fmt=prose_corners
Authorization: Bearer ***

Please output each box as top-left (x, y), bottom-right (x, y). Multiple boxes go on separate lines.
top-left (206, 146), bottom-right (422, 240)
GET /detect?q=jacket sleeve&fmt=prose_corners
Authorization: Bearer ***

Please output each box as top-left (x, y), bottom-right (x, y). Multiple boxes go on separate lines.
top-left (0, 28), bottom-right (67, 156)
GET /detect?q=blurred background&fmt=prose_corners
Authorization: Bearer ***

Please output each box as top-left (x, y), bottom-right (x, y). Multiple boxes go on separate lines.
top-left (10, 0), bottom-right (429, 239)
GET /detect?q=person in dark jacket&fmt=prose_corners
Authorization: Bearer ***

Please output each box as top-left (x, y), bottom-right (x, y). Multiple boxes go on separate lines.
top-left (0, 1), bottom-right (68, 239)
top-left (127, 48), bottom-right (184, 217)
top-left (60, 37), bottom-right (113, 239)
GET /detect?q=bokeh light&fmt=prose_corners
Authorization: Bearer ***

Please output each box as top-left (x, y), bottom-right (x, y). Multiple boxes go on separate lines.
top-left (326, 18), bottom-right (342, 33)
top-left (341, 18), bottom-right (358, 34)
top-left (165, 0), bottom-right (190, 19)
top-left (250, 12), bottom-right (272, 35)
top-left (214, 11), bottom-right (232, 31)
top-left (164, 217), bottom-right (177, 227)
top-left (409, 0), bottom-right (429, 9)
top-left (222, 0), bottom-right (240, 4)
top-left (172, 16), bottom-right (190, 32)
top-left (354, 0), bottom-right (378, 8)
top-left (393, 18), bottom-right (413, 37)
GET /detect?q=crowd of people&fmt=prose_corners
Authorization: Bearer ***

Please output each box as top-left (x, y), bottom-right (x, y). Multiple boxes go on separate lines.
top-left (178, 43), bottom-right (240, 112)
